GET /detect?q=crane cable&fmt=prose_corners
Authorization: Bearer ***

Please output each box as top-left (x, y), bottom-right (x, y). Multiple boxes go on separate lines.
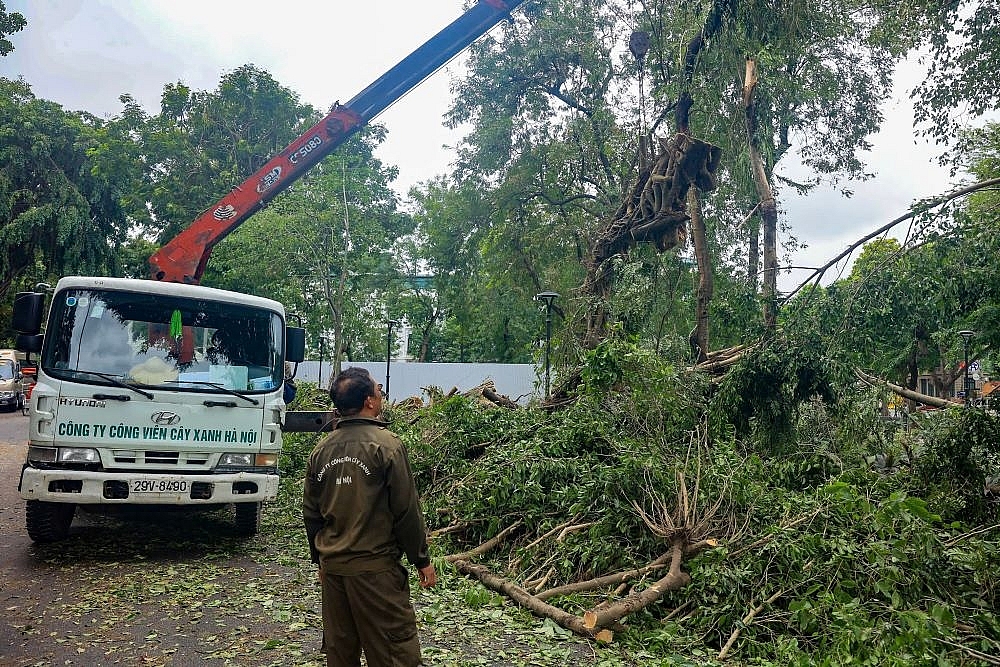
top-left (629, 30), bottom-right (651, 167)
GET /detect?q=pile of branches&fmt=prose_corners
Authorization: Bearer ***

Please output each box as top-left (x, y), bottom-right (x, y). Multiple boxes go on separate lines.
top-left (394, 379), bottom-right (521, 413)
top-left (441, 461), bottom-right (724, 642)
top-left (399, 370), bottom-right (736, 641)
top-left (396, 389), bottom-right (1000, 663)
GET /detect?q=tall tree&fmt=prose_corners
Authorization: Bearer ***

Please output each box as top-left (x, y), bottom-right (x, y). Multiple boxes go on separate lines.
top-left (0, 79), bottom-right (140, 297)
top-left (139, 65), bottom-right (315, 244)
top-left (441, 0), bottom-right (918, 365)
top-left (0, 1), bottom-right (25, 57)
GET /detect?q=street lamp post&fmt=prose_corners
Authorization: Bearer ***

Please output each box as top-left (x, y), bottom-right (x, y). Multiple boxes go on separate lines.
top-left (958, 330), bottom-right (975, 408)
top-left (385, 319), bottom-right (399, 401)
top-left (534, 291), bottom-right (559, 400)
top-left (318, 337), bottom-right (325, 389)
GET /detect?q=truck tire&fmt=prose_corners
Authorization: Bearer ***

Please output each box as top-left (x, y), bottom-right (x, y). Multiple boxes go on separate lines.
top-left (233, 502), bottom-right (261, 537)
top-left (25, 500), bottom-right (76, 543)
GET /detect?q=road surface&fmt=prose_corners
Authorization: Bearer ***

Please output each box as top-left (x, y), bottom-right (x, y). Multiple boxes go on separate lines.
top-left (0, 408), bottom-right (324, 666)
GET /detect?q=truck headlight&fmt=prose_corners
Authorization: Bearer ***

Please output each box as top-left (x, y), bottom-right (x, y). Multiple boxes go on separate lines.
top-left (219, 453), bottom-right (278, 467)
top-left (219, 453), bottom-right (254, 467)
top-left (57, 447), bottom-right (100, 463)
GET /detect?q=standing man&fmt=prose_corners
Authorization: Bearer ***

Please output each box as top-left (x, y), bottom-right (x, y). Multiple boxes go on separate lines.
top-left (303, 367), bottom-right (436, 667)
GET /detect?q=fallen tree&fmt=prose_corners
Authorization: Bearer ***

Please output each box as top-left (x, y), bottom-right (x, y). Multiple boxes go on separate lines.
top-left (443, 426), bottom-right (730, 640)
top-left (451, 539), bottom-right (694, 642)
top-left (853, 367), bottom-right (953, 409)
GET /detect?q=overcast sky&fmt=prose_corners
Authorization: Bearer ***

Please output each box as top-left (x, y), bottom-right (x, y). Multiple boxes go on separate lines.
top-left (3, 0), bottom-right (966, 291)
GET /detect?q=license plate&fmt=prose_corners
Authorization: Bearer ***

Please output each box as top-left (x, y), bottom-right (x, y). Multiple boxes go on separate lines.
top-left (131, 479), bottom-right (189, 493)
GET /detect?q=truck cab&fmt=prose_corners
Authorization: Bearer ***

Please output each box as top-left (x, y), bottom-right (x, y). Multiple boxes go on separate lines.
top-left (12, 277), bottom-right (304, 542)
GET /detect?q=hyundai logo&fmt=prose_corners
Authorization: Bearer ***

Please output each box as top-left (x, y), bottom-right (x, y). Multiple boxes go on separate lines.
top-left (150, 411), bottom-right (180, 426)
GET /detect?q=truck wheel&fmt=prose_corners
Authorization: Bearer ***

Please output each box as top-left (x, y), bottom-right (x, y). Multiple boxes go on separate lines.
top-left (25, 500), bottom-right (76, 543)
top-left (233, 502), bottom-right (261, 537)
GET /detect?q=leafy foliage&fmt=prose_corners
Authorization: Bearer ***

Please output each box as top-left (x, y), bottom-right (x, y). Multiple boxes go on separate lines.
top-left (0, 78), bottom-right (140, 299)
top-left (137, 65), bottom-right (315, 243)
top-left (712, 332), bottom-right (840, 453)
top-left (0, 1), bottom-right (25, 57)
top-left (388, 359), bottom-right (999, 664)
top-left (910, 407), bottom-right (1000, 522)
top-left (914, 0), bottom-right (1000, 144)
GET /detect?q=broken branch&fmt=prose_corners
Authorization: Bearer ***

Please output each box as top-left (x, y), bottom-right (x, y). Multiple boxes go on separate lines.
top-left (444, 521), bottom-right (522, 563)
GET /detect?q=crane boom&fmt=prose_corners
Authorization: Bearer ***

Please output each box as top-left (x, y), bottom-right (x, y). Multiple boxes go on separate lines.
top-left (149, 0), bottom-right (525, 284)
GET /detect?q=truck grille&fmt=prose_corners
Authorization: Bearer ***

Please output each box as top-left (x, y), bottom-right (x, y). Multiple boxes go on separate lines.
top-left (111, 450), bottom-right (212, 467)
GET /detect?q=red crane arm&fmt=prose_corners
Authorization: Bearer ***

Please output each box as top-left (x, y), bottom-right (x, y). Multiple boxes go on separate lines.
top-left (149, 0), bottom-right (524, 285)
top-left (149, 106), bottom-right (363, 283)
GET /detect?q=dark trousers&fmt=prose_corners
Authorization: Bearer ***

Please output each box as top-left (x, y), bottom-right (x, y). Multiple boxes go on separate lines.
top-left (320, 564), bottom-right (422, 667)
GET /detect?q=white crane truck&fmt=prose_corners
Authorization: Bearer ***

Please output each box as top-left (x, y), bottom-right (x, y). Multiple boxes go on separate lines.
top-left (10, 0), bottom-right (526, 543)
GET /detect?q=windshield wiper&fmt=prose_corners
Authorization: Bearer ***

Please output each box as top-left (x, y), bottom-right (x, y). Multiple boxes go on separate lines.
top-left (161, 380), bottom-right (260, 405)
top-left (71, 370), bottom-right (154, 400)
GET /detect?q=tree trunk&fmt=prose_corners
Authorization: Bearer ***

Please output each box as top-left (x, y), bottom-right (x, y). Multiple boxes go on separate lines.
top-left (748, 218), bottom-right (760, 290)
top-left (579, 0), bottom-right (734, 350)
top-left (582, 133), bottom-right (720, 347)
top-left (744, 58), bottom-right (778, 330)
top-left (688, 187), bottom-right (712, 362)
top-left (319, 266), bottom-right (345, 380)
top-left (854, 368), bottom-right (951, 408)
top-left (418, 307), bottom-right (440, 362)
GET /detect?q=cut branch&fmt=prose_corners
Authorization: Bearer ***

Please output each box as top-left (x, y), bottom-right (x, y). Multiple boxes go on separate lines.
top-left (454, 540), bottom-right (694, 639)
top-left (581, 540), bottom-right (691, 631)
top-left (718, 588), bottom-right (784, 660)
top-left (444, 521), bottom-right (522, 563)
top-left (537, 551), bottom-right (673, 601)
top-left (452, 559), bottom-right (600, 637)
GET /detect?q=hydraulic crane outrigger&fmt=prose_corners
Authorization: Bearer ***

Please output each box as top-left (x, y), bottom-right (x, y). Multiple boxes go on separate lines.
top-left (149, 0), bottom-right (526, 285)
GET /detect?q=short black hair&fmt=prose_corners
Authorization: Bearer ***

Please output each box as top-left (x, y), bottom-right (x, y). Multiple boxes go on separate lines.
top-left (330, 367), bottom-right (376, 415)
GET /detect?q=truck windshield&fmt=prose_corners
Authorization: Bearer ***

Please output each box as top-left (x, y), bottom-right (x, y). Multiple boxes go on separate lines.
top-left (41, 288), bottom-right (284, 394)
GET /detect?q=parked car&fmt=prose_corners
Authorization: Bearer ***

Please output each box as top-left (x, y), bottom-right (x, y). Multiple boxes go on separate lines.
top-left (0, 356), bottom-right (24, 411)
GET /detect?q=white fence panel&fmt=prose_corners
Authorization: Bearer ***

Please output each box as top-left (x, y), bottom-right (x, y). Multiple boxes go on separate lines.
top-left (293, 361), bottom-right (539, 404)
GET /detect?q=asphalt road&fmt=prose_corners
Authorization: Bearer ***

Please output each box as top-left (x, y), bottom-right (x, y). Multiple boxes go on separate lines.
top-left (0, 407), bottom-right (42, 666)
top-left (0, 405), bottom-right (27, 447)
top-left (0, 406), bottom-right (30, 565)
top-left (0, 408), bottom-right (323, 667)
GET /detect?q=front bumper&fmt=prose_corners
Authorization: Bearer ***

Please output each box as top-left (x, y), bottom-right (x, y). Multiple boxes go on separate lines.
top-left (19, 467), bottom-right (279, 504)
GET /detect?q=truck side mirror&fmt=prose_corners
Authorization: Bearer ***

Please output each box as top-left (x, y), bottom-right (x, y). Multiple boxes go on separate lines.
top-left (13, 292), bottom-right (46, 335)
top-left (16, 333), bottom-right (43, 354)
top-left (286, 327), bottom-right (305, 363)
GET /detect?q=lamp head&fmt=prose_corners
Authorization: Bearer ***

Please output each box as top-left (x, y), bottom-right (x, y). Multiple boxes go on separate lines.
top-left (534, 291), bottom-right (560, 307)
top-left (958, 330), bottom-right (976, 343)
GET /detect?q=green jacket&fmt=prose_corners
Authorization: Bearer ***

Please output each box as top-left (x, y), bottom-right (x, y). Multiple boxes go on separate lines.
top-left (302, 416), bottom-right (430, 574)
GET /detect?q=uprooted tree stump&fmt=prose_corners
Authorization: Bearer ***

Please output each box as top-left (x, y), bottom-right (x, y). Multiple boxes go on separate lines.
top-left (452, 539), bottom-right (694, 642)
top-left (446, 442), bottom-right (727, 640)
